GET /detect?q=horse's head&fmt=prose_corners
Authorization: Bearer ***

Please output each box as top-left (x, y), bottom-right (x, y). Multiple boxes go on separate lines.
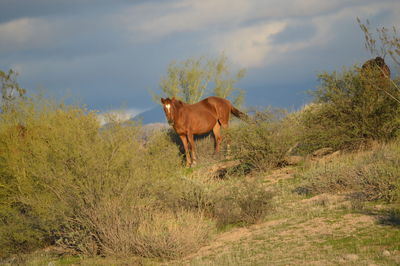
top-left (161, 97), bottom-right (185, 124)
top-left (161, 97), bottom-right (175, 123)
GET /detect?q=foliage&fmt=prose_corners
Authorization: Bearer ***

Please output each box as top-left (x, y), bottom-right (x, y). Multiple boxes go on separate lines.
top-left (212, 54), bottom-right (247, 106)
top-left (156, 53), bottom-right (246, 105)
top-left (0, 96), bottom-right (199, 259)
top-left (0, 96), bottom-right (277, 260)
top-left (0, 97), bottom-right (102, 258)
top-left (227, 108), bottom-right (299, 172)
top-left (296, 66), bottom-right (400, 153)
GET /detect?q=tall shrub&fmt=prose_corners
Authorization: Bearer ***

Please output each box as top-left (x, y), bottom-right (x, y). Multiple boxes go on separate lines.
top-left (297, 67), bottom-right (400, 153)
top-left (0, 97), bottom-right (194, 258)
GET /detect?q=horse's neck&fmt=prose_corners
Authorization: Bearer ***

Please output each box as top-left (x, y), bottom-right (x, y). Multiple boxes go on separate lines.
top-left (171, 101), bottom-right (188, 124)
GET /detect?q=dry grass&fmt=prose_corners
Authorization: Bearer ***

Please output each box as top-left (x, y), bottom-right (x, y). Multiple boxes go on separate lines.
top-left (297, 140), bottom-right (400, 202)
top-left (129, 211), bottom-right (213, 259)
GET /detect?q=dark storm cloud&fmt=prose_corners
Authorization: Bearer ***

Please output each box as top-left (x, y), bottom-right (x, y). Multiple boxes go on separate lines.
top-left (0, 0), bottom-right (138, 23)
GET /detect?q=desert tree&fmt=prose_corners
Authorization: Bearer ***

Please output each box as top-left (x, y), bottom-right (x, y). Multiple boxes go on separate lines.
top-left (155, 53), bottom-right (246, 105)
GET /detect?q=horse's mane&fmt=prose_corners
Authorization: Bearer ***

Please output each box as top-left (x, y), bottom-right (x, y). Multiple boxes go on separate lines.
top-left (172, 98), bottom-right (185, 108)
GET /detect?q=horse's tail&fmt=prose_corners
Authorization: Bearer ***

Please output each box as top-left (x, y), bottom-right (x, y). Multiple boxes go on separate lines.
top-left (231, 106), bottom-right (249, 121)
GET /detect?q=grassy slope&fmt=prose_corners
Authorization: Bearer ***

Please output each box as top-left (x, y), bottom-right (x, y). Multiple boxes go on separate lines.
top-left (180, 171), bottom-right (400, 266)
top-left (6, 160), bottom-right (400, 266)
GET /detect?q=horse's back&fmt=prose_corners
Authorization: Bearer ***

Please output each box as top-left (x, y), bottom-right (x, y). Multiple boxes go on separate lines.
top-left (176, 97), bottom-right (233, 133)
top-left (174, 99), bottom-right (217, 134)
top-left (203, 96), bottom-right (231, 105)
top-left (202, 97), bottom-right (232, 126)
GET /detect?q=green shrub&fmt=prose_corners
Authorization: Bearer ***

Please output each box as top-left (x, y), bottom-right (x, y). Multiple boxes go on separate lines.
top-left (228, 109), bottom-right (299, 172)
top-left (0, 97), bottom-right (208, 259)
top-left (0, 97), bottom-right (102, 257)
top-left (47, 125), bottom-right (199, 257)
top-left (297, 67), bottom-right (400, 153)
top-left (0, 206), bottom-right (47, 258)
top-left (176, 176), bottom-right (216, 212)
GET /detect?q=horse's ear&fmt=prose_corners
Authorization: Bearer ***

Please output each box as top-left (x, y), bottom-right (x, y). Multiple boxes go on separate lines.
top-left (172, 96), bottom-right (176, 101)
top-left (160, 98), bottom-right (165, 104)
top-left (175, 100), bottom-right (184, 107)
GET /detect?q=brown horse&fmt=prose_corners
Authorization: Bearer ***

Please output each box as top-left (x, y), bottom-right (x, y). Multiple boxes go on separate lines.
top-left (160, 96), bottom-right (246, 166)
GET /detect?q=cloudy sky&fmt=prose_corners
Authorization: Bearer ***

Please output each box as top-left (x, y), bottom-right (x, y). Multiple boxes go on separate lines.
top-left (1, 0), bottom-right (399, 117)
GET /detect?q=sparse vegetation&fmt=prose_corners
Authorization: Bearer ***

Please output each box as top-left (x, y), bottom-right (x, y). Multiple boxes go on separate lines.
top-left (298, 140), bottom-right (400, 202)
top-left (211, 178), bottom-right (274, 226)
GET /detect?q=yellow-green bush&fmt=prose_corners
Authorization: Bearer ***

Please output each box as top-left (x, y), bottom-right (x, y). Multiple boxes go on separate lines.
top-left (297, 66), bottom-right (400, 153)
top-left (0, 97), bottom-right (216, 259)
top-left (0, 98), bottom-right (102, 258)
top-left (227, 109), bottom-right (299, 172)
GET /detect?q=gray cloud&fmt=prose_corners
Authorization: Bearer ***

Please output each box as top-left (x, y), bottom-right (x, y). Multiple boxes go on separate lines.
top-left (0, 0), bottom-right (399, 112)
top-left (0, 0), bottom-right (136, 23)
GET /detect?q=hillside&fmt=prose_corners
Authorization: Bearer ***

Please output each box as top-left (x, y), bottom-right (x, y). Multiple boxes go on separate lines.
top-left (7, 145), bottom-right (399, 265)
top-left (132, 106), bottom-right (166, 124)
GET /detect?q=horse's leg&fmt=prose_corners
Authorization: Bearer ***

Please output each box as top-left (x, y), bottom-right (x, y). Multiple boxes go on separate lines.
top-left (220, 121), bottom-right (231, 156)
top-left (187, 133), bottom-right (197, 166)
top-left (212, 122), bottom-right (222, 154)
top-left (179, 134), bottom-right (191, 167)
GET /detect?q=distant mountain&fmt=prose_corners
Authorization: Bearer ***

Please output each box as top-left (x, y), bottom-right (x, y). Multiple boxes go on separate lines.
top-left (132, 106), bottom-right (166, 124)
